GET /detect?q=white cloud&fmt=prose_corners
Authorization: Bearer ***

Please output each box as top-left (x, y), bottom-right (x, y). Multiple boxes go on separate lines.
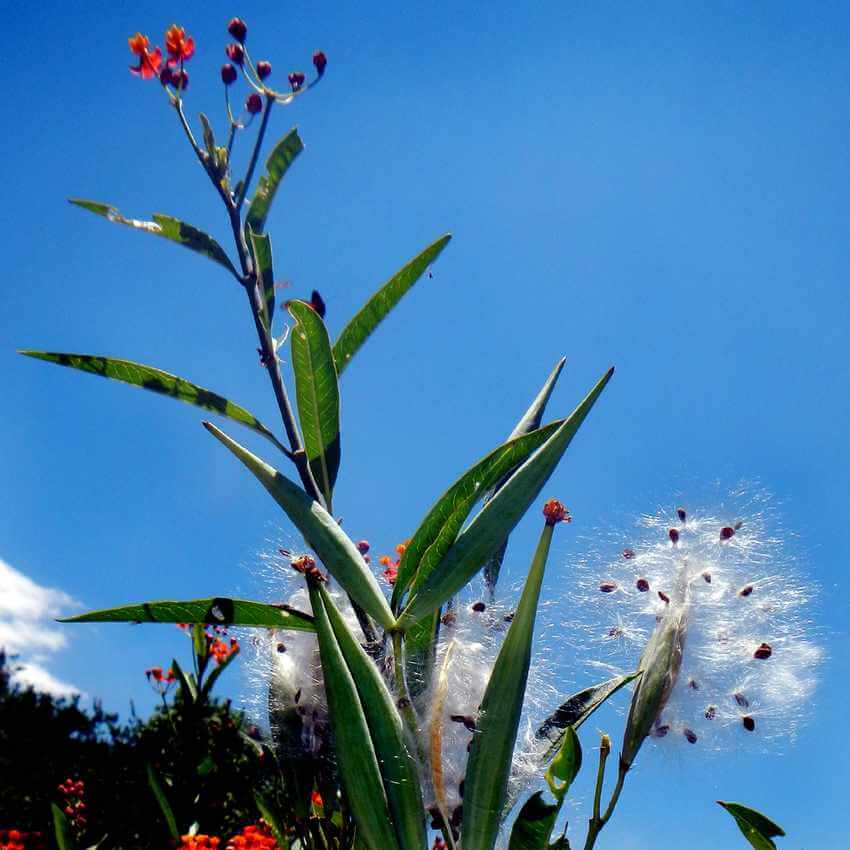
top-left (0, 557), bottom-right (83, 697)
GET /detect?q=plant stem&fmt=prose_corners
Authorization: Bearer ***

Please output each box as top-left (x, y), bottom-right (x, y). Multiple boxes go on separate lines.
top-left (582, 757), bottom-right (628, 850)
top-left (236, 93), bottom-right (274, 211)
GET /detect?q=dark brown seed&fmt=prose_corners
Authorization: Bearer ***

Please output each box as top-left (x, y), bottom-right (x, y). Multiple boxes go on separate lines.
top-left (636, 577), bottom-right (650, 592)
top-left (668, 528), bottom-right (680, 544)
top-left (658, 590), bottom-right (671, 604)
top-left (688, 678), bottom-right (699, 690)
top-left (702, 571), bottom-right (712, 583)
top-left (653, 724), bottom-right (670, 737)
top-left (742, 715), bottom-right (756, 731)
top-left (458, 779), bottom-right (465, 798)
top-left (739, 584), bottom-right (754, 597)
top-left (607, 626), bottom-right (623, 638)
top-left (705, 705), bottom-right (717, 720)
top-left (397, 697), bottom-right (411, 709)
top-left (599, 581), bottom-right (617, 593)
top-left (451, 806), bottom-right (463, 828)
top-left (720, 526), bottom-right (735, 541)
top-left (276, 642), bottom-right (286, 653)
top-left (294, 688), bottom-right (302, 704)
top-left (503, 612), bottom-right (515, 623)
top-left (677, 507), bottom-right (687, 522)
top-left (471, 601), bottom-right (486, 612)
top-left (622, 548), bottom-right (636, 560)
top-left (734, 692), bottom-right (749, 708)
top-left (441, 612), bottom-right (457, 627)
top-left (734, 520), bottom-right (743, 530)
top-left (450, 714), bottom-right (477, 732)
top-left (683, 728), bottom-right (698, 744)
top-left (754, 642), bottom-right (773, 660)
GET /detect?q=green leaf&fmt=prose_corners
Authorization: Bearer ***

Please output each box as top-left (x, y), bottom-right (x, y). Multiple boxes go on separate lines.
top-left (391, 420), bottom-right (563, 613)
top-left (69, 198), bottom-right (238, 277)
top-left (288, 300), bottom-right (342, 509)
top-left (307, 582), bottom-right (401, 850)
top-left (146, 764), bottom-right (180, 840)
top-left (545, 726), bottom-right (582, 795)
top-left (535, 672), bottom-right (639, 763)
top-left (462, 522), bottom-right (556, 850)
top-left (52, 804), bottom-right (75, 850)
top-left (20, 351), bottom-right (288, 456)
top-left (717, 802), bottom-right (786, 850)
top-left (60, 597), bottom-right (315, 631)
top-left (170, 658), bottom-right (198, 704)
top-left (399, 367), bottom-right (614, 626)
top-left (248, 229), bottom-right (276, 330)
top-left (255, 793), bottom-right (289, 848)
top-left (204, 422), bottom-right (395, 629)
top-left (484, 357), bottom-right (566, 595)
top-left (333, 235), bottom-right (452, 376)
top-left (245, 127), bottom-right (304, 234)
top-left (507, 792), bottom-right (559, 850)
top-left (319, 583), bottom-right (426, 850)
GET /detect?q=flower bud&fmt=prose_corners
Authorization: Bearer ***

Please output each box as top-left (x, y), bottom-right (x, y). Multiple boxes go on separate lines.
top-left (356, 539), bottom-right (370, 554)
top-left (542, 498), bottom-right (569, 525)
top-left (221, 63), bottom-right (237, 85)
top-left (256, 60), bottom-right (272, 79)
top-left (226, 43), bottom-right (244, 65)
top-left (245, 93), bottom-right (263, 114)
top-left (227, 18), bottom-right (247, 43)
top-left (288, 71), bottom-right (306, 91)
top-left (313, 50), bottom-right (327, 75)
top-left (171, 69), bottom-right (189, 90)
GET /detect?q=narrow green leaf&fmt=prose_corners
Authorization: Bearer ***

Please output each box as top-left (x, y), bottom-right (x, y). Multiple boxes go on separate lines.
top-left (249, 229), bottom-right (276, 330)
top-left (717, 802), bottom-right (786, 850)
top-left (171, 658), bottom-right (198, 704)
top-left (307, 582), bottom-right (401, 850)
top-left (204, 422), bottom-right (395, 629)
top-left (147, 764), bottom-right (180, 840)
top-left (462, 522), bottom-right (556, 850)
top-left (20, 351), bottom-right (288, 455)
top-left (246, 127), bottom-right (304, 234)
top-left (545, 726), bottom-right (582, 794)
top-left (60, 597), bottom-right (315, 631)
top-left (69, 198), bottom-right (238, 277)
top-left (320, 584), bottom-right (426, 850)
top-left (400, 367), bottom-right (614, 626)
top-left (52, 804), bottom-right (75, 850)
top-left (391, 420), bottom-right (563, 612)
top-left (535, 672), bottom-right (639, 762)
top-left (484, 357), bottom-right (566, 594)
top-left (255, 793), bottom-right (289, 848)
top-left (288, 300), bottom-right (342, 509)
top-left (333, 235), bottom-right (452, 375)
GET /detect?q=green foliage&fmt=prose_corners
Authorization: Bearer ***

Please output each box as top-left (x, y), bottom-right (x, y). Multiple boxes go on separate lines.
top-left (718, 802), bottom-right (786, 850)
top-left (245, 128), bottom-right (304, 235)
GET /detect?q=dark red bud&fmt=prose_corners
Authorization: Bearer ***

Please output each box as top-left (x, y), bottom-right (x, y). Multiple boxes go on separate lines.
top-left (172, 69), bottom-right (189, 90)
top-left (310, 289), bottom-right (326, 318)
top-left (742, 715), bottom-right (756, 731)
top-left (221, 63), bottom-right (237, 85)
top-left (676, 507), bottom-right (687, 522)
top-left (636, 577), bottom-right (650, 592)
top-left (542, 498), bottom-right (569, 525)
top-left (256, 60), bottom-right (272, 79)
top-left (313, 50), bottom-right (327, 75)
top-left (622, 548), bottom-right (636, 559)
top-left (288, 71), bottom-right (306, 91)
top-left (160, 66), bottom-right (174, 86)
top-left (683, 728), bottom-right (698, 744)
top-left (599, 580), bottom-right (617, 593)
top-left (754, 642), bottom-right (772, 660)
top-left (668, 528), bottom-right (680, 544)
top-left (227, 18), bottom-right (247, 43)
top-left (720, 526), bottom-right (735, 541)
top-left (245, 93), bottom-right (263, 114)
top-left (226, 43), bottom-right (245, 65)
top-left (356, 539), bottom-right (370, 554)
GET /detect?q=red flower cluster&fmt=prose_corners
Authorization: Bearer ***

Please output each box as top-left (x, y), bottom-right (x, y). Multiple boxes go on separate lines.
top-left (542, 498), bottom-right (571, 526)
top-left (378, 540), bottom-right (409, 585)
top-left (209, 636), bottom-right (239, 664)
top-left (57, 778), bottom-right (87, 831)
top-left (225, 824), bottom-right (281, 850)
top-left (128, 24), bottom-right (195, 89)
top-left (178, 835), bottom-right (221, 849)
top-left (0, 831), bottom-right (45, 850)
top-left (145, 666), bottom-right (175, 695)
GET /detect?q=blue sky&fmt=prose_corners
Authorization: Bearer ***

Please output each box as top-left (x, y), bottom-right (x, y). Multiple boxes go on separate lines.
top-left (2, 2), bottom-right (849, 847)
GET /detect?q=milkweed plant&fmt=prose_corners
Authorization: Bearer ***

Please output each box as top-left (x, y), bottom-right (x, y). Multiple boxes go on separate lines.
top-left (19, 16), bottom-right (821, 850)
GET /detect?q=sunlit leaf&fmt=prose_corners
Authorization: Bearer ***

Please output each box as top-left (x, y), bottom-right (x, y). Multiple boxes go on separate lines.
top-left (333, 235), bottom-right (451, 375)
top-left (399, 367), bottom-right (614, 626)
top-left (60, 597), bottom-right (315, 631)
top-left (245, 127), bottom-right (304, 234)
top-left (288, 300), bottom-right (342, 509)
top-left (204, 422), bottom-right (395, 629)
top-left (248, 229), bottom-right (276, 330)
top-left (51, 804), bottom-right (75, 850)
top-left (718, 802), bottom-right (786, 850)
top-left (146, 764), bottom-right (180, 840)
top-left (69, 198), bottom-right (238, 277)
top-left (307, 581), bottom-right (401, 850)
top-left (462, 521), bottom-right (556, 850)
top-left (19, 351), bottom-right (288, 455)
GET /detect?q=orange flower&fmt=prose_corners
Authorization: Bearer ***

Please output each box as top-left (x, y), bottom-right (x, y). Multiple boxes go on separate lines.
top-left (128, 32), bottom-right (162, 80)
top-left (165, 24), bottom-right (195, 65)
